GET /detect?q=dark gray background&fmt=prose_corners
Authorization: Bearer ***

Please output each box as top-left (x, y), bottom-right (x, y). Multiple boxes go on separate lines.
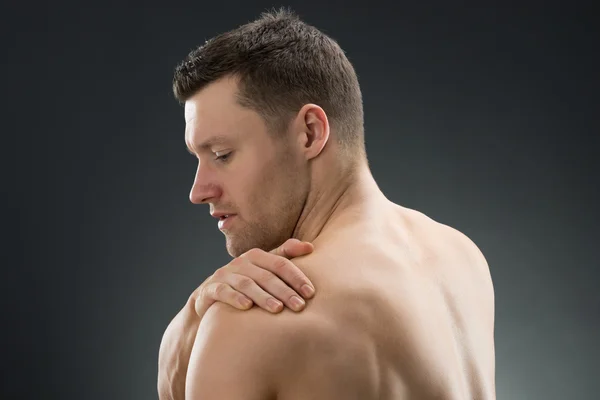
top-left (5, 1), bottom-right (598, 399)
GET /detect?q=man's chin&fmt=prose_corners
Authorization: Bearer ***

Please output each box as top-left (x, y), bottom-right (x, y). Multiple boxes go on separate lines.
top-left (225, 236), bottom-right (255, 258)
top-left (225, 234), bottom-right (280, 258)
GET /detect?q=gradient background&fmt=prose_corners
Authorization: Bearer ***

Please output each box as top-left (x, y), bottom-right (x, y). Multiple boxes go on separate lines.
top-left (6, 2), bottom-right (598, 399)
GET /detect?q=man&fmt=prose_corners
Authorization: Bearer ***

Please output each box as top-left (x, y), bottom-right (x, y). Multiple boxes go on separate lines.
top-left (158, 8), bottom-right (496, 400)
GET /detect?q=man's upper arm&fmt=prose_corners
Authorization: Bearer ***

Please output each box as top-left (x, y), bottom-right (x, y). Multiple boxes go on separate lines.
top-left (184, 302), bottom-right (285, 400)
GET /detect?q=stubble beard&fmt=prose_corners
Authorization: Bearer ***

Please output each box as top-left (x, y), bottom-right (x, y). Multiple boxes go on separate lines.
top-left (224, 188), bottom-right (304, 258)
top-left (226, 143), bottom-right (306, 257)
top-left (224, 208), bottom-right (298, 258)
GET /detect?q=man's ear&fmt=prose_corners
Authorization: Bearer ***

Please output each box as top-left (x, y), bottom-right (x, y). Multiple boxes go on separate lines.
top-left (294, 103), bottom-right (330, 160)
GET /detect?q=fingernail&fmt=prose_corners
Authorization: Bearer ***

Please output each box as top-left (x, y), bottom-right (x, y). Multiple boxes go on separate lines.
top-left (267, 298), bottom-right (283, 312)
top-left (290, 295), bottom-right (305, 311)
top-left (301, 284), bottom-right (315, 298)
top-left (241, 298), bottom-right (253, 308)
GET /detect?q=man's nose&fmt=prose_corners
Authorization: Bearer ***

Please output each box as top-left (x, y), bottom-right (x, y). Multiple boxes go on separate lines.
top-left (189, 163), bottom-right (221, 204)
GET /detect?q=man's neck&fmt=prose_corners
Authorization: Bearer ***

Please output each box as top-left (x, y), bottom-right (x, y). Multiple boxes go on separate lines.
top-left (291, 163), bottom-right (387, 244)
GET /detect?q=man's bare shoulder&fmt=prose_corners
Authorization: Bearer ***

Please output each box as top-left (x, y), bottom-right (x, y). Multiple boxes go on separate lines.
top-left (200, 296), bottom-right (324, 339)
top-left (401, 205), bottom-right (489, 261)
top-left (397, 205), bottom-right (493, 280)
top-left (198, 297), bottom-right (352, 393)
top-left (185, 300), bottom-right (323, 399)
top-left (197, 266), bottom-right (397, 398)
top-left (200, 293), bottom-right (338, 367)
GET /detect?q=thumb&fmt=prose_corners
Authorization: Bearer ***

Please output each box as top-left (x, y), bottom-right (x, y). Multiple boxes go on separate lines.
top-left (270, 238), bottom-right (314, 258)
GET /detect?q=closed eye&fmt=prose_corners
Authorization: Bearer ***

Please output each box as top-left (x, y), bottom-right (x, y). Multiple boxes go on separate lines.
top-left (215, 152), bottom-right (232, 163)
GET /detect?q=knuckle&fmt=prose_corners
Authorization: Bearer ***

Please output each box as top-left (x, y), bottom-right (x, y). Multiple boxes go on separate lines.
top-left (194, 285), bottom-right (207, 306)
top-left (276, 243), bottom-right (288, 257)
top-left (290, 270), bottom-right (306, 283)
top-left (229, 257), bottom-right (245, 268)
top-left (271, 256), bottom-right (289, 273)
top-left (258, 269), bottom-right (277, 283)
top-left (212, 282), bottom-right (228, 297)
top-left (244, 248), bottom-right (261, 258)
top-left (237, 276), bottom-right (254, 291)
top-left (212, 267), bottom-right (227, 280)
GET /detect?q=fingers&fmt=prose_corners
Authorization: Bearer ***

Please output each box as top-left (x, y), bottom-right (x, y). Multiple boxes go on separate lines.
top-left (241, 248), bottom-right (315, 306)
top-left (201, 280), bottom-right (258, 312)
top-left (195, 239), bottom-right (316, 317)
top-left (228, 272), bottom-right (288, 312)
top-left (245, 247), bottom-right (316, 299)
top-left (205, 273), bottom-right (287, 313)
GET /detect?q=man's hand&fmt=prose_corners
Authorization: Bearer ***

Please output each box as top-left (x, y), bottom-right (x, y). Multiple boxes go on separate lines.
top-left (157, 238), bottom-right (315, 400)
top-left (192, 238), bottom-right (316, 320)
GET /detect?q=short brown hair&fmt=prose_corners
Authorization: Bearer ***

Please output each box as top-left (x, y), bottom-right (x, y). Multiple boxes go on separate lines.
top-left (173, 7), bottom-right (365, 161)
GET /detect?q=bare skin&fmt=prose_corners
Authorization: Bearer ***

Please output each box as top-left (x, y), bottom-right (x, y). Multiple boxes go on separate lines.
top-left (180, 198), bottom-right (496, 399)
top-left (269, 201), bottom-right (496, 399)
top-left (157, 239), bottom-right (316, 400)
top-left (162, 75), bottom-right (496, 399)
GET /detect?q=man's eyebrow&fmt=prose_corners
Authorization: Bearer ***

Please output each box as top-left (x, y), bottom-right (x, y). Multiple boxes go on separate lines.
top-left (186, 135), bottom-right (231, 154)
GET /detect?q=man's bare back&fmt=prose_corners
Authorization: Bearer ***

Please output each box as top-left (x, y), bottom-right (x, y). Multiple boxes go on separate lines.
top-left (272, 204), bottom-right (495, 399)
top-left (169, 10), bottom-right (496, 399)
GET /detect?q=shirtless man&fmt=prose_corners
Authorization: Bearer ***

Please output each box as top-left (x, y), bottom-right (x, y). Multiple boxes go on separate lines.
top-left (158, 8), bottom-right (495, 400)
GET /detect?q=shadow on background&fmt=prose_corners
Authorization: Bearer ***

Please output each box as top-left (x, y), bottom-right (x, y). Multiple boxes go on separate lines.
top-left (5, 2), bottom-right (598, 399)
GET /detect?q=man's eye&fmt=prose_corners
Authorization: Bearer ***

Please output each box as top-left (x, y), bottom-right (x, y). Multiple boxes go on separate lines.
top-left (215, 152), bottom-right (232, 163)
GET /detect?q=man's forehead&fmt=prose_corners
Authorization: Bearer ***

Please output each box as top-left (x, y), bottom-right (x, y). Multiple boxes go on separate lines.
top-left (184, 101), bottom-right (214, 144)
top-left (184, 112), bottom-right (237, 152)
top-left (184, 101), bottom-right (198, 125)
top-left (182, 85), bottom-right (262, 151)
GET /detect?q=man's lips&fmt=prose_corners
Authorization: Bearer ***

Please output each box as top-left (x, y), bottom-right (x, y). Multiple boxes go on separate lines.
top-left (217, 214), bottom-right (236, 230)
top-left (211, 212), bottom-right (235, 219)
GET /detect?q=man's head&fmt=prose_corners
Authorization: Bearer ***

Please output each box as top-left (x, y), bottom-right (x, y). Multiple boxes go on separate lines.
top-left (173, 8), bottom-right (366, 256)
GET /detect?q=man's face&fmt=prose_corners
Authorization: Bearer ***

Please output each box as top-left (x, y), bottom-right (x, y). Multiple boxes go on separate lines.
top-left (185, 77), bottom-right (309, 257)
